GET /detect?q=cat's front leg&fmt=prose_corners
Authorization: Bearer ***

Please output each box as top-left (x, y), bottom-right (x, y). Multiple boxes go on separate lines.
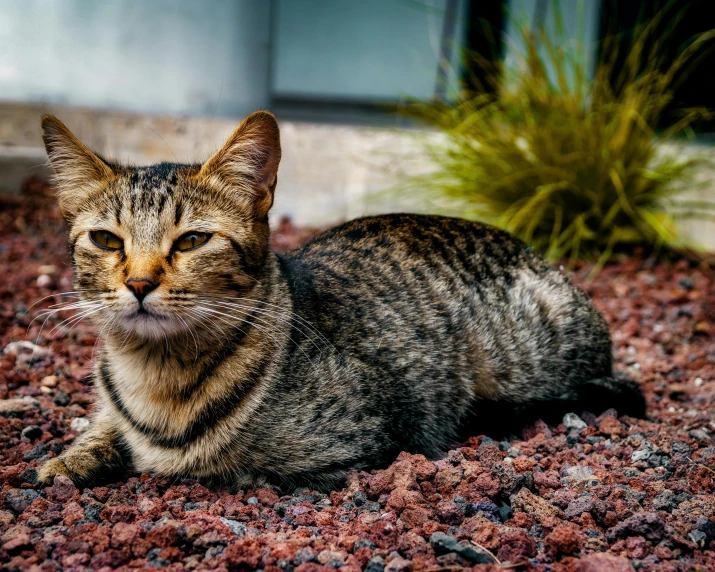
top-left (38, 408), bottom-right (125, 486)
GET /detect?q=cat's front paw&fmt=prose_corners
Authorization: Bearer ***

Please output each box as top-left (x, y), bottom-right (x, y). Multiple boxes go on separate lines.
top-left (37, 457), bottom-right (74, 486)
top-left (38, 451), bottom-right (101, 487)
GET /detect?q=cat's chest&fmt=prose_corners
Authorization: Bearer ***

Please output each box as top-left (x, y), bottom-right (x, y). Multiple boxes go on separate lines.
top-left (103, 350), bottom-right (197, 424)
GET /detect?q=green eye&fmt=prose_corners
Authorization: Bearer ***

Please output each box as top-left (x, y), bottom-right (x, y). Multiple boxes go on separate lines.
top-left (89, 230), bottom-right (123, 250)
top-left (175, 232), bottom-right (210, 252)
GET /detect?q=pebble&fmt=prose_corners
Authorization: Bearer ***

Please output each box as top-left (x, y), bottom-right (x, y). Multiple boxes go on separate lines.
top-left (365, 556), bottom-right (385, 572)
top-left (41, 375), bottom-right (58, 387)
top-left (37, 274), bottom-right (54, 288)
top-left (0, 397), bottom-right (40, 413)
top-left (70, 417), bottom-right (90, 433)
top-left (563, 412), bottom-right (588, 431)
top-left (20, 425), bottom-right (42, 440)
top-left (220, 518), bottom-right (247, 537)
top-left (53, 391), bottom-right (71, 406)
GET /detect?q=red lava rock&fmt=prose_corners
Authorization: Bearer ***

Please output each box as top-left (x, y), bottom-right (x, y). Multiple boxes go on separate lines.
top-left (255, 487), bottom-right (280, 506)
top-left (2, 532), bottom-right (31, 552)
top-left (608, 511), bottom-right (666, 542)
top-left (111, 522), bottom-right (141, 548)
top-left (576, 552), bottom-right (636, 571)
top-left (397, 452), bottom-right (437, 481)
top-left (368, 461), bottom-right (418, 495)
top-left (2, 188), bottom-right (715, 571)
top-left (146, 523), bottom-right (182, 548)
top-left (598, 416), bottom-right (625, 437)
top-left (399, 505), bottom-right (433, 529)
top-left (507, 511), bottom-right (536, 530)
top-left (435, 501), bottom-right (464, 525)
top-left (469, 519), bottom-right (500, 551)
top-left (45, 474), bottom-right (78, 502)
top-left (223, 538), bottom-right (262, 569)
top-left (544, 524), bottom-right (583, 556)
top-left (510, 487), bottom-right (563, 522)
top-left (625, 535), bottom-right (649, 559)
top-left (497, 529), bottom-right (537, 563)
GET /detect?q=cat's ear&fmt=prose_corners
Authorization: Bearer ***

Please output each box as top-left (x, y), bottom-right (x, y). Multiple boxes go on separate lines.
top-left (195, 111), bottom-right (281, 217)
top-left (41, 115), bottom-right (115, 219)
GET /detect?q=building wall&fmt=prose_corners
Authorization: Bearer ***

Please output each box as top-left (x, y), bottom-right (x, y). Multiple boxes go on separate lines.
top-left (0, 0), bottom-right (271, 117)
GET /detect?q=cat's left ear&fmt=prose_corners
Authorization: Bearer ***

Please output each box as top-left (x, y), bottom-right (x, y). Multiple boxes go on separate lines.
top-left (195, 111), bottom-right (281, 217)
top-left (41, 115), bottom-right (116, 220)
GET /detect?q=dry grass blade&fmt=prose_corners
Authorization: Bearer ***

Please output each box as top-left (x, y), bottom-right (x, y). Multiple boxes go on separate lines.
top-left (393, 2), bottom-right (714, 269)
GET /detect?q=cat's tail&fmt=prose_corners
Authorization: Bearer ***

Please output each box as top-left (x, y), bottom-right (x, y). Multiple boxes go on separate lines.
top-left (459, 374), bottom-right (646, 440)
top-left (571, 374), bottom-right (647, 419)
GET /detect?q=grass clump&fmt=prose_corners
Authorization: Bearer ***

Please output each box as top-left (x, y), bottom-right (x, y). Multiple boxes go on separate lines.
top-left (399, 4), bottom-right (714, 268)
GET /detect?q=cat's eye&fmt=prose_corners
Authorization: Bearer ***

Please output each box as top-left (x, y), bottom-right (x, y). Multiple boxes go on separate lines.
top-left (175, 232), bottom-right (210, 252)
top-left (89, 230), bottom-right (123, 250)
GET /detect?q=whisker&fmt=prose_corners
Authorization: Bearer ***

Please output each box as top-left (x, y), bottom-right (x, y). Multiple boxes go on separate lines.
top-left (201, 294), bottom-right (338, 354)
top-left (24, 289), bottom-right (107, 313)
top-left (192, 304), bottom-right (318, 367)
top-left (197, 300), bottom-right (327, 358)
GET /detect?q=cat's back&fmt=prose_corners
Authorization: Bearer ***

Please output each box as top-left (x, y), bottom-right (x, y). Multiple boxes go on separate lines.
top-left (290, 213), bottom-right (541, 283)
top-left (280, 213), bottom-right (610, 391)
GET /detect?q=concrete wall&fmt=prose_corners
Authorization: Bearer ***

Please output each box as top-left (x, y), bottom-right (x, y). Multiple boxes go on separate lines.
top-left (0, 0), bottom-right (271, 117)
top-left (1, 102), bottom-right (713, 252)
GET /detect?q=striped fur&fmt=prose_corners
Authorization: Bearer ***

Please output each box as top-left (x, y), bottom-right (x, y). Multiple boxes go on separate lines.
top-left (37, 112), bottom-right (644, 490)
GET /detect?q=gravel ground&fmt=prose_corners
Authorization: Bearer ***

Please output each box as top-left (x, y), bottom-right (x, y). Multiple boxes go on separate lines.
top-left (1, 180), bottom-right (714, 572)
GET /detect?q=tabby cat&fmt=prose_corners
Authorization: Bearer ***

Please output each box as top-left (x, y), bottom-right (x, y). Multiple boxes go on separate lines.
top-left (37, 111), bottom-right (644, 490)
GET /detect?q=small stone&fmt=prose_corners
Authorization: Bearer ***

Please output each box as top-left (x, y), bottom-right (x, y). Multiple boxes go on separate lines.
top-left (220, 518), bottom-right (246, 537)
top-left (561, 465), bottom-right (595, 481)
top-left (578, 552), bottom-right (635, 571)
top-left (563, 413), bottom-right (587, 431)
top-left (497, 530), bottom-right (537, 563)
top-left (545, 525), bottom-right (582, 556)
top-left (696, 517), bottom-right (715, 540)
top-left (21, 425), bottom-right (42, 440)
top-left (37, 274), bottom-right (54, 288)
top-left (510, 487), bottom-right (562, 522)
top-left (23, 443), bottom-right (47, 461)
top-left (41, 375), bottom-right (58, 387)
top-left (689, 429), bottom-right (710, 440)
top-left (0, 397), bottom-right (40, 413)
top-left (365, 556), bottom-right (385, 572)
top-left (689, 530), bottom-right (707, 548)
top-left (70, 417), bottom-right (91, 433)
top-left (631, 441), bottom-right (658, 463)
top-left (429, 532), bottom-right (494, 564)
top-left (609, 511), bottom-right (666, 542)
top-left (353, 538), bottom-right (376, 551)
top-left (20, 468), bottom-right (37, 484)
top-left (317, 549), bottom-right (344, 567)
top-left (385, 555), bottom-right (411, 572)
top-left (436, 501), bottom-right (463, 525)
top-left (353, 490), bottom-right (367, 506)
top-left (46, 475), bottom-right (79, 503)
top-left (651, 490), bottom-right (681, 513)
top-left (294, 547), bottom-right (316, 564)
top-left (5, 489), bottom-right (40, 513)
top-left (53, 392), bottom-right (71, 406)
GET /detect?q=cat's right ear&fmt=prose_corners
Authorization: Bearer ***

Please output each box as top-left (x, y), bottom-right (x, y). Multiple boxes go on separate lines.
top-left (194, 111), bottom-right (281, 217)
top-left (41, 115), bottom-right (115, 219)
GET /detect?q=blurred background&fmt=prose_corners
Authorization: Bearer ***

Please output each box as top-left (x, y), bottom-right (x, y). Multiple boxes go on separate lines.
top-left (1, 0), bottom-right (713, 258)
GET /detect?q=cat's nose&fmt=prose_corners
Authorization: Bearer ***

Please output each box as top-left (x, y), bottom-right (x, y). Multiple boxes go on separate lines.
top-left (125, 278), bottom-right (158, 302)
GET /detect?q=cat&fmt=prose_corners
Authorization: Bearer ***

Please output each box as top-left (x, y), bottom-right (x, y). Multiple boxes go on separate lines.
top-left (37, 111), bottom-right (645, 490)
